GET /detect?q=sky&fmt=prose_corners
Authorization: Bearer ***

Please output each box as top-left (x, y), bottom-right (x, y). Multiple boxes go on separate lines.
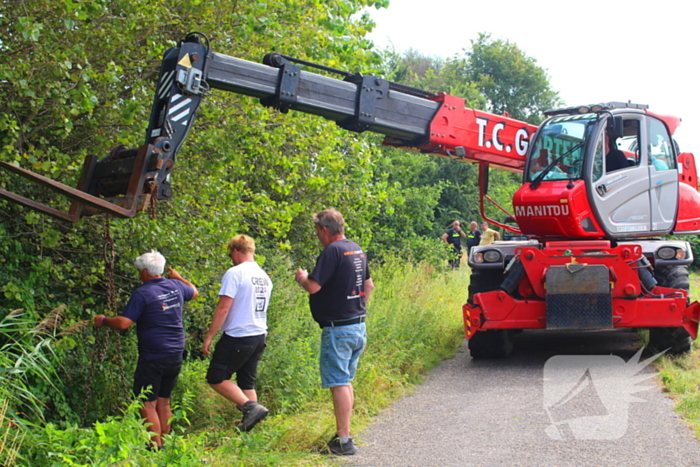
top-left (366, 0), bottom-right (700, 157)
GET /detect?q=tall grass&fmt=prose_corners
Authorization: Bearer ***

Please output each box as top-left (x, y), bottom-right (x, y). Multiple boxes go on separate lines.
top-left (0, 308), bottom-right (62, 466)
top-left (0, 399), bottom-right (25, 467)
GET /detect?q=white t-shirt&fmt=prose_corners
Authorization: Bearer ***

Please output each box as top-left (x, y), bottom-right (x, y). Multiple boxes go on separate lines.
top-left (219, 261), bottom-right (272, 337)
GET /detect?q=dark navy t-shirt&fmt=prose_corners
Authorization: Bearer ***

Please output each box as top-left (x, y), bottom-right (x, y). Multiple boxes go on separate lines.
top-left (467, 229), bottom-right (482, 248)
top-left (445, 228), bottom-right (462, 248)
top-left (308, 239), bottom-right (371, 323)
top-left (121, 277), bottom-right (195, 360)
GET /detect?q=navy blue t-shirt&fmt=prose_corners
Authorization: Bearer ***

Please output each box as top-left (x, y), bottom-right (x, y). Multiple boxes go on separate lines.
top-left (121, 277), bottom-right (195, 360)
top-left (445, 228), bottom-right (462, 248)
top-left (467, 229), bottom-right (482, 248)
top-left (308, 239), bottom-right (371, 323)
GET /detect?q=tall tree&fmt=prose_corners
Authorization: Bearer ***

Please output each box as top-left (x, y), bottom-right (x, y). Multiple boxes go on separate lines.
top-left (463, 32), bottom-right (561, 124)
top-left (375, 35), bottom-right (561, 235)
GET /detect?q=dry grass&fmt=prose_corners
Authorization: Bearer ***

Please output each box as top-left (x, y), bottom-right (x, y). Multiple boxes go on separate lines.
top-left (0, 399), bottom-right (25, 466)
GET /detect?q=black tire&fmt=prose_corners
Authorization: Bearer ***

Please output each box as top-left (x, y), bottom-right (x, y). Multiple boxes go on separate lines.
top-left (648, 265), bottom-right (692, 355)
top-left (467, 268), bottom-right (504, 305)
top-left (467, 267), bottom-right (513, 358)
top-left (468, 329), bottom-right (514, 359)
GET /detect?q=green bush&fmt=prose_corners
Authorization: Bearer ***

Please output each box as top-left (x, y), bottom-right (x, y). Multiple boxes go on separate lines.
top-left (21, 397), bottom-right (209, 467)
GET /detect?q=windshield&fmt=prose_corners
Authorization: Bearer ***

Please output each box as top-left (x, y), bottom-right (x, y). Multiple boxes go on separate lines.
top-left (527, 114), bottom-right (597, 182)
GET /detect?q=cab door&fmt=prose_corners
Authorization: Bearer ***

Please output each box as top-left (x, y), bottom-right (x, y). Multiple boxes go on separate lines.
top-left (647, 116), bottom-right (678, 232)
top-left (589, 116), bottom-right (652, 237)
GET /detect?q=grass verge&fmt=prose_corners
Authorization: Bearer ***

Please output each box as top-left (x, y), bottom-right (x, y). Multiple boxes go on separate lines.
top-left (652, 273), bottom-right (700, 438)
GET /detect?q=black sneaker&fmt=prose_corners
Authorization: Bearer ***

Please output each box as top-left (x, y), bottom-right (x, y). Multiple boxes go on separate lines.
top-left (323, 435), bottom-right (357, 456)
top-left (237, 401), bottom-right (269, 432)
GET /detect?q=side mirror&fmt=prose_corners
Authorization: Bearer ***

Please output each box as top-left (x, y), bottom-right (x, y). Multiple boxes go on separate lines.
top-left (566, 166), bottom-right (576, 189)
top-left (607, 116), bottom-right (624, 139)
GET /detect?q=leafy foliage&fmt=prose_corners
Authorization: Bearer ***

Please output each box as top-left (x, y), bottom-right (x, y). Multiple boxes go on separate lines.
top-left (688, 237), bottom-right (700, 272)
top-left (0, 0), bottom-right (398, 426)
top-left (465, 33), bottom-right (562, 124)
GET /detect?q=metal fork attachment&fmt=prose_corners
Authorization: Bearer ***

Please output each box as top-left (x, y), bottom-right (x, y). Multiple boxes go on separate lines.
top-left (0, 138), bottom-right (174, 222)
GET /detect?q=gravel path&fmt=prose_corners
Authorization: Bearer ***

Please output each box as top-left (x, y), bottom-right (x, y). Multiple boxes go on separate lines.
top-left (349, 329), bottom-right (700, 467)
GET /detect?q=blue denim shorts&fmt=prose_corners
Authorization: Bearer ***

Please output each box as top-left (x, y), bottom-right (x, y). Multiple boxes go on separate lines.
top-left (320, 322), bottom-right (366, 388)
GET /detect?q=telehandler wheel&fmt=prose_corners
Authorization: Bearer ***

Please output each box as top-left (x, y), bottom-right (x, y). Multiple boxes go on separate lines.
top-left (467, 268), bottom-right (504, 305)
top-left (468, 329), bottom-right (514, 359)
top-left (648, 265), bottom-right (692, 355)
top-left (467, 268), bottom-right (512, 358)
top-left (649, 327), bottom-right (692, 355)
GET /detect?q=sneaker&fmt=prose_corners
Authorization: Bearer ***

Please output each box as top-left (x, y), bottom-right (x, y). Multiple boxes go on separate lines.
top-left (323, 435), bottom-right (357, 456)
top-left (237, 401), bottom-right (269, 432)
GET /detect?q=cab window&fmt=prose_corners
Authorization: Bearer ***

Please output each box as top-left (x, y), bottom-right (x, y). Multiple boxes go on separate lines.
top-left (615, 119), bottom-right (641, 168)
top-left (592, 135), bottom-right (604, 182)
top-left (647, 118), bottom-right (676, 171)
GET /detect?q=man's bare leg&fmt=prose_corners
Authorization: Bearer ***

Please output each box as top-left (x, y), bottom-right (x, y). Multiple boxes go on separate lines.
top-left (140, 400), bottom-right (162, 447)
top-left (209, 380), bottom-right (248, 406)
top-left (330, 384), bottom-right (354, 438)
top-left (155, 397), bottom-right (172, 440)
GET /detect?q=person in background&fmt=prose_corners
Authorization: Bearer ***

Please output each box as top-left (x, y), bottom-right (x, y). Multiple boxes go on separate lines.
top-left (441, 220), bottom-right (466, 269)
top-left (605, 131), bottom-right (629, 173)
top-left (94, 250), bottom-right (199, 449)
top-left (466, 221), bottom-right (482, 256)
top-left (203, 235), bottom-right (273, 432)
top-left (294, 208), bottom-right (374, 456)
top-left (479, 222), bottom-right (501, 246)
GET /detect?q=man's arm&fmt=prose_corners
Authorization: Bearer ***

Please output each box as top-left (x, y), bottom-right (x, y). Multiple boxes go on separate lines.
top-left (363, 278), bottom-right (375, 305)
top-left (202, 295), bottom-right (233, 356)
top-left (295, 268), bottom-right (321, 294)
top-left (168, 267), bottom-right (200, 299)
top-left (494, 231), bottom-right (501, 241)
top-left (441, 232), bottom-right (449, 243)
top-left (94, 315), bottom-right (133, 331)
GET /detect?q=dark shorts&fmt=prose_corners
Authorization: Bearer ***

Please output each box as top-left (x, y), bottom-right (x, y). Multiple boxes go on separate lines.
top-left (133, 354), bottom-right (183, 402)
top-left (206, 333), bottom-right (266, 389)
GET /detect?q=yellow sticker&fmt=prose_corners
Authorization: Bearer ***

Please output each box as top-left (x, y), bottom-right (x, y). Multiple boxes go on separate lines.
top-left (178, 54), bottom-right (192, 69)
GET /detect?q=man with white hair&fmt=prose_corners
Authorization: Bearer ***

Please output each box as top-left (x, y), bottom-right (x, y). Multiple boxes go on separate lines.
top-left (94, 250), bottom-right (198, 449)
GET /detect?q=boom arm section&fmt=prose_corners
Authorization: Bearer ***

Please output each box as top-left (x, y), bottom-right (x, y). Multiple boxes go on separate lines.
top-left (204, 52), bottom-right (536, 172)
top-left (0, 33), bottom-right (536, 222)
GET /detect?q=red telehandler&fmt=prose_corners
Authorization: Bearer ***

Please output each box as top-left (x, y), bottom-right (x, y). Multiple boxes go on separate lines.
top-left (2, 33), bottom-right (699, 357)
